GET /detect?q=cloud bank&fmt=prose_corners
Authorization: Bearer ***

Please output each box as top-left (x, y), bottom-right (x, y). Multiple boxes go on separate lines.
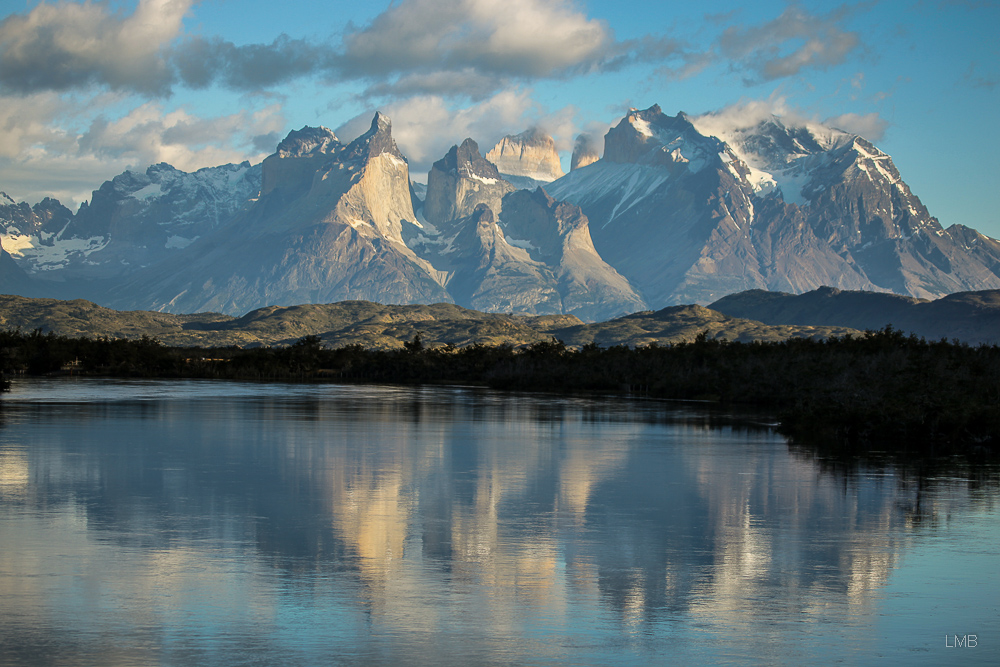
top-left (0, 0), bottom-right (700, 100)
top-left (0, 0), bottom-right (190, 95)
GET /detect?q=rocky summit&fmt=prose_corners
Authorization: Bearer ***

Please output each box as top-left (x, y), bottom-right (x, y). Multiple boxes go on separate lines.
top-left (485, 128), bottom-right (565, 189)
top-left (3, 104), bottom-right (1000, 321)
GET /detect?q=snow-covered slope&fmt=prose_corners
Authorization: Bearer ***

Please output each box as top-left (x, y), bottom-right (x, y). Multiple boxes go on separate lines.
top-left (690, 114), bottom-right (853, 205)
top-left (1, 162), bottom-right (260, 281)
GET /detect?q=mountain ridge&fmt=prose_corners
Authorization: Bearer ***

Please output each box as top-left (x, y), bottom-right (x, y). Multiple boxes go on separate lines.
top-left (3, 104), bottom-right (1000, 321)
top-left (710, 286), bottom-right (1000, 344)
top-left (0, 292), bottom-right (861, 350)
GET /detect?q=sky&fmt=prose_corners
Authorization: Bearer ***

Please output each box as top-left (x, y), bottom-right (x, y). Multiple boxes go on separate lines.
top-left (0, 0), bottom-right (997, 236)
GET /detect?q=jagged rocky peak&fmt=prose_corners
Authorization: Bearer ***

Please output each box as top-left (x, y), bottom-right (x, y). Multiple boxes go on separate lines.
top-left (423, 138), bottom-right (515, 224)
top-left (275, 126), bottom-right (340, 158)
top-left (571, 133), bottom-right (600, 171)
top-left (342, 111), bottom-right (406, 164)
top-left (486, 128), bottom-right (564, 183)
top-left (0, 191), bottom-right (75, 240)
top-left (603, 104), bottom-right (724, 170)
top-left (442, 138), bottom-right (503, 181)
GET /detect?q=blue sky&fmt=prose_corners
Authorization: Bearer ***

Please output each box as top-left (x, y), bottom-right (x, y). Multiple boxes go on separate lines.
top-left (0, 0), bottom-right (997, 236)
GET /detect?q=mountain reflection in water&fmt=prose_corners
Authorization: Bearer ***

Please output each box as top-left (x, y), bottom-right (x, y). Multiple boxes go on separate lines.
top-left (0, 379), bottom-right (996, 666)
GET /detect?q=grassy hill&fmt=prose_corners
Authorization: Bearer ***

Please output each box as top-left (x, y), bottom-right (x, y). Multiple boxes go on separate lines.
top-left (710, 287), bottom-right (1000, 345)
top-left (0, 294), bottom-right (859, 348)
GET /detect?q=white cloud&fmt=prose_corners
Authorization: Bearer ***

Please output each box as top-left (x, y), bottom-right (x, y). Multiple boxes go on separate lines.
top-left (822, 112), bottom-right (888, 141)
top-left (339, 0), bottom-right (697, 103)
top-left (173, 34), bottom-right (332, 91)
top-left (690, 97), bottom-right (799, 136)
top-left (0, 98), bottom-right (284, 207)
top-left (692, 97), bottom-right (890, 143)
top-left (360, 68), bottom-right (510, 101)
top-left (78, 102), bottom-right (284, 172)
top-left (718, 4), bottom-right (862, 84)
top-left (342, 0), bottom-right (611, 79)
top-left (0, 0), bottom-right (685, 105)
top-left (0, 0), bottom-right (192, 94)
top-left (0, 91), bottom-right (75, 158)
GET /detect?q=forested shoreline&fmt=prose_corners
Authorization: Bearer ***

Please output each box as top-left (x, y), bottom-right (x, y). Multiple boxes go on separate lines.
top-left (1, 327), bottom-right (997, 457)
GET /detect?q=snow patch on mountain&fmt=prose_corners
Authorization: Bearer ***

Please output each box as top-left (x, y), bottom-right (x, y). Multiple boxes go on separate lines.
top-left (469, 173), bottom-right (499, 185)
top-left (504, 237), bottom-right (537, 251)
top-left (547, 161), bottom-right (673, 228)
top-left (132, 183), bottom-right (163, 200)
top-left (852, 139), bottom-right (900, 185)
top-left (2, 233), bottom-right (108, 271)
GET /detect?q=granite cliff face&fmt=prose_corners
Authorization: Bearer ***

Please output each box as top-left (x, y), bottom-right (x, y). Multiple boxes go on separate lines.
top-left (423, 138), bottom-right (516, 224)
top-left (485, 128), bottom-right (565, 189)
top-left (411, 141), bottom-right (645, 319)
top-left (107, 113), bottom-right (450, 314)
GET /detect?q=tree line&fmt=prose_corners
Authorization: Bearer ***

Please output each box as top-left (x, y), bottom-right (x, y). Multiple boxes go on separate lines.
top-left (1, 327), bottom-right (997, 456)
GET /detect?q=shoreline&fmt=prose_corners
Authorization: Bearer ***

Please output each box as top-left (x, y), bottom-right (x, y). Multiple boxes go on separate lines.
top-left (2, 327), bottom-right (999, 458)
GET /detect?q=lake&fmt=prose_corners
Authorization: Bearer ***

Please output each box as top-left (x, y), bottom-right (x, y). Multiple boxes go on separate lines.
top-left (0, 378), bottom-right (996, 665)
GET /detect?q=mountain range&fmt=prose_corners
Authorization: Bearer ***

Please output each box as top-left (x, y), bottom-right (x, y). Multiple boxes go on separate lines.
top-left (3, 104), bottom-right (1000, 321)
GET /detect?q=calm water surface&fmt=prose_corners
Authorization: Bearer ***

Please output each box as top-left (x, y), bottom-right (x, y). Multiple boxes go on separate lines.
top-left (0, 378), bottom-right (996, 665)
